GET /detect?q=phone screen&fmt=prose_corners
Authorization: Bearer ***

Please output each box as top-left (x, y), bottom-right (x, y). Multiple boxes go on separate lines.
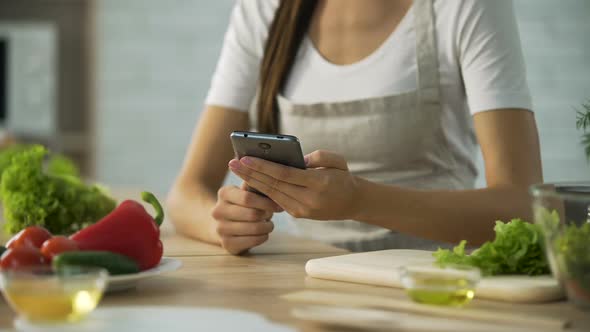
top-left (230, 131), bottom-right (306, 170)
top-left (230, 131), bottom-right (306, 196)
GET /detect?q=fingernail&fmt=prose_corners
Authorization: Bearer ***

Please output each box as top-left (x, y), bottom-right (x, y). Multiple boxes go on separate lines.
top-left (241, 157), bottom-right (254, 166)
top-left (228, 159), bottom-right (241, 170)
top-left (304, 155), bottom-right (310, 166)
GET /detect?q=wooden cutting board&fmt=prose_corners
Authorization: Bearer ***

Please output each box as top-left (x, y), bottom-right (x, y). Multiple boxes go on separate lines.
top-left (305, 249), bottom-right (564, 303)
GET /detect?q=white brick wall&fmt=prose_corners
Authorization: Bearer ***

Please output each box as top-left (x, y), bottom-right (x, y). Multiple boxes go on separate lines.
top-left (474, 0), bottom-right (590, 187)
top-left (519, 0), bottom-right (590, 183)
top-left (96, 0), bottom-right (235, 193)
top-left (96, 0), bottom-right (590, 194)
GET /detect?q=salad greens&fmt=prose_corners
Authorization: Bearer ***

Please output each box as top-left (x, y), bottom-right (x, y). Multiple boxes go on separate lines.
top-left (0, 145), bottom-right (29, 177)
top-left (553, 220), bottom-right (590, 298)
top-left (46, 153), bottom-right (80, 179)
top-left (434, 219), bottom-right (550, 276)
top-left (536, 207), bottom-right (590, 300)
top-left (0, 145), bottom-right (116, 235)
top-left (0, 144), bottom-right (79, 181)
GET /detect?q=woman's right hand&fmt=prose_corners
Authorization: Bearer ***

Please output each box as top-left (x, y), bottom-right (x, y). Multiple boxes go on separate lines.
top-left (211, 183), bottom-right (282, 255)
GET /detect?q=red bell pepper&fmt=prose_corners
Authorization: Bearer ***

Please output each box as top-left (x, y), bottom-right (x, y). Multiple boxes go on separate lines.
top-left (70, 192), bottom-right (164, 270)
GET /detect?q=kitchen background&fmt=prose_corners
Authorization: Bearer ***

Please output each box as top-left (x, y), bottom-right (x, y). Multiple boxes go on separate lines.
top-left (0, 0), bottom-right (589, 199)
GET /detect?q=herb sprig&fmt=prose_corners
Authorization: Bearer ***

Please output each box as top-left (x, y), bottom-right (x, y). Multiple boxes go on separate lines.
top-left (575, 100), bottom-right (590, 160)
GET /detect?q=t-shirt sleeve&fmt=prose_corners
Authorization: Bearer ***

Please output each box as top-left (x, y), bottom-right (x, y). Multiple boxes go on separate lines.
top-left (204, 0), bottom-right (278, 111)
top-left (456, 0), bottom-right (533, 114)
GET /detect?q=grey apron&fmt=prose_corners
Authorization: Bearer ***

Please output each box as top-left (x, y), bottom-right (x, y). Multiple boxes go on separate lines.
top-left (250, 0), bottom-right (476, 252)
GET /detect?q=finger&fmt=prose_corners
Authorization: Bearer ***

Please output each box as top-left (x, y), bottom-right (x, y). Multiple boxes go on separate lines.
top-left (240, 178), bottom-right (261, 197)
top-left (231, 167), bottom-right (308, 205)
top-left (234, 169), bottom-right (305, 214)
top-left (305, 150), bottom-right (348, 170)
top-left (240, 182), bottom-right (284, 212)
top-left (230, 157), bottom-right (317, 187)
top-left (221, 234), bottom-right (269, 255)
top-left (216, 219), bottom-right (274, 237)
top-left (212, 202), bottom-right (273, 222)
top-left (218, 185), bottom-right (282, 212)
top-left (240, 181), bottom-right (284, 212)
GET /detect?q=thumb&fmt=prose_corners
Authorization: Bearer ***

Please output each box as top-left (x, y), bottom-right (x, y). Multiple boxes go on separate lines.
top-left (305, 150), bottom-right (348, 170)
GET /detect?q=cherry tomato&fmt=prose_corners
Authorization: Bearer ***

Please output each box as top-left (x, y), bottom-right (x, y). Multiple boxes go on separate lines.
top-left (40, 236), bottom-right (79, 261)
top-left (0, 246), bottom-right (47, 270)
top-left (6, 226), bottom-right (52, 249)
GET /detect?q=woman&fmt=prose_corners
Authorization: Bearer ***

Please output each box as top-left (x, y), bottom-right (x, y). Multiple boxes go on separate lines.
top-left (167, 0), bottom-right (542, 254)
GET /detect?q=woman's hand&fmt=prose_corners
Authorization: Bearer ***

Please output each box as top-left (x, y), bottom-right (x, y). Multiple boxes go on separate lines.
top-left (228, 150), bottom-right (360, 221)
top-left (211, 183), bottom-right (282, 255)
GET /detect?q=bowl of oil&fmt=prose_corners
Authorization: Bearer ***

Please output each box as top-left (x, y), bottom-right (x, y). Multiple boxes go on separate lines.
top-left (399, 264), bottom-right (481, 307)
top-left (0, 265), bottom-right (107, 326)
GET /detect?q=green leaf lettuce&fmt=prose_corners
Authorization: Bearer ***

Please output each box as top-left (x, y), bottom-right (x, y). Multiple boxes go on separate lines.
top-left (0, 145), bottom-right (116, 235)
top-left (433, 219), bottom-right (550, 276)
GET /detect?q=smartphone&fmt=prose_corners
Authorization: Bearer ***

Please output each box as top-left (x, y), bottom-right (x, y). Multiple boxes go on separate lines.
top-left (230, 131), bottom-right (306, 196)
top-left (230, 131), bottom-right (306, 169)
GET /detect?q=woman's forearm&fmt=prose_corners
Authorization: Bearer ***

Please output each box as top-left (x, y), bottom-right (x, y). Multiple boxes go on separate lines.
top-left (353, 177), bottom-right (533, 245)
top-left (166, 107), bottom-right (250, 245)
top-left (166, 183), bottom-right (220, 245)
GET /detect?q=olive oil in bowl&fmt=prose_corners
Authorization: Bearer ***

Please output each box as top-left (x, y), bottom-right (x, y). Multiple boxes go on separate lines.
top-left (5, 287), bottom-right (104, 322)
top-left (400, 265), bottom-right (480, 307)
top-left (0, 266), bottom-right (107, 323)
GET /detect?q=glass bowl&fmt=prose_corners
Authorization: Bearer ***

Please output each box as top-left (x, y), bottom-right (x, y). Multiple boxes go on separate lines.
top-left (0, 265), bottom-right (108, 324)
top-left (399, 264), bottom-right (481, 307)
top-left (531, 182), bottom-right (590, 309)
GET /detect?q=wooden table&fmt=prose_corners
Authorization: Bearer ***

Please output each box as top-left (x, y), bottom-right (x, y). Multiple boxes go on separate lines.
top-left (1, 231), bottom-right (589, 331)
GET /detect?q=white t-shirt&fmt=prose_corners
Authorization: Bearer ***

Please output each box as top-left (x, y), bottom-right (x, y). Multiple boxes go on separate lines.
top-left (205, 0), bottom-right (532, 174)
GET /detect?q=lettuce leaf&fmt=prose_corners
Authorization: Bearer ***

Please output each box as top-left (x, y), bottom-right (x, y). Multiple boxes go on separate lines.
top-left (0, 146), bottom-right (116, 235)
top-left (0, 144), bottom-right (80, 180)
top-left (433, 219), bottom-right (550, 276)
top-left (555, 222), bottom-right (590, 288)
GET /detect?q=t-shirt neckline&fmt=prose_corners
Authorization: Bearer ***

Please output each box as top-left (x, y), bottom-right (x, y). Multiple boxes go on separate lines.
top-left (303, 4), bottom-right (414, 73)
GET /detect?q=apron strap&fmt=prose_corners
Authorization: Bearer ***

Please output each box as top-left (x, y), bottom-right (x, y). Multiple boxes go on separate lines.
top-left (413, 0), bottom-right (441, 106)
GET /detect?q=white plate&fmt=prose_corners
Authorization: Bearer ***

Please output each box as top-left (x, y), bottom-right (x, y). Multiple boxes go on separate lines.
top-left (107, 257), bottom-right (182, 292)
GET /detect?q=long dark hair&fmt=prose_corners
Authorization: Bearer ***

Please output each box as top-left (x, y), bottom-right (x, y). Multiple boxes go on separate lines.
top-left (256, 0), bottom-right (317, 133)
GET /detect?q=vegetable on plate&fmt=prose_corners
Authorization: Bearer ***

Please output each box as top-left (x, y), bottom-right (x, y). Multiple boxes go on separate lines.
top-left (1, 191), bottom-right (165, 275)
top-left (70, 192), bottom-right (165, 271)
top-left (0, 246), bottom-right (47, 270)
top-left (0, 144), bottom-right (79, 179)
top-left (0, 146), bottom-right (117, 235)
top-left (6, 226), bottom-right (52, 249)
top-left (40, 236), bottom-right (79, 261)
top-left (52, 251), bottom-right (140, 275)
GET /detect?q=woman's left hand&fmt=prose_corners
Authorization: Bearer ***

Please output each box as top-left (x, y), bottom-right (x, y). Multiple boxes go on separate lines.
top-left (228, 150), bottom-right (360, 221)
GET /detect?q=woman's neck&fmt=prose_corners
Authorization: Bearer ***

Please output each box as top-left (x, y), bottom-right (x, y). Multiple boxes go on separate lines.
top-left (316, 0), bottom-right (412, 27)
top-left (309, 0), bottom-right (413, 65)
